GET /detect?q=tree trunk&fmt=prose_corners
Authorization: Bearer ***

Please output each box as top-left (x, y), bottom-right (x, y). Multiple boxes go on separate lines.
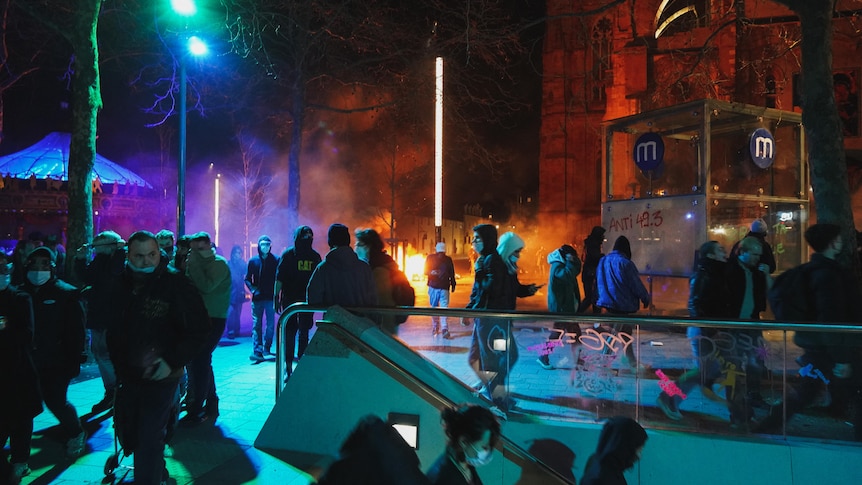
top-left (65, 0), bottom-right (102, 282)
top-left (286, 82), bottom-right (305, 231)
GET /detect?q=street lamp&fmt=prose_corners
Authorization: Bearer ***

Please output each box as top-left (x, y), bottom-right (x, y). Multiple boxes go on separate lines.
top-left (434, 57), bottom-right (443, 243)
top-left (171, 0), bottom-right (207, 236)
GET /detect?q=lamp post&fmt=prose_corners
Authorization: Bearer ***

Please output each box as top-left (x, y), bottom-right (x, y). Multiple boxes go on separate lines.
top-left (434, 56), bottom-right (443, 243)
top-left (170, 0), bottom-right (207, 236)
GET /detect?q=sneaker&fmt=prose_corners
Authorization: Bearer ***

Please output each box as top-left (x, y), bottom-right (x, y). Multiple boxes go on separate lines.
top-left (441, 329), bottom-right (453, 340)
top-left (264, 349), bottom-right (277, 357)
top-left (66, 431), bottom-right (86, 458)
top-left (178, 412), bottom-right (208, 428)
top-left (657, 394), bottom-right (683, 421)
top-left (537, 355), bottom-right (553, 370)
top-left (91, 392), bottom-right (114, 413)
top-left (11, 463), bottom-right (30, 478)
top-left (249, 352), bottom-right (265, 363)
top-left (432, 325), bottom-right (440, 336)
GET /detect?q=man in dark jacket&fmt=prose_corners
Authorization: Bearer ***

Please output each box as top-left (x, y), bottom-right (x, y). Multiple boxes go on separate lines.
top-left (275, 225), bottom-right (321, 379)
top-left (730, 218), bottom-right (776, 273)
top-left (73, 230), bottom-right (126, 414)
top-left (21, 246), bottom-right (87, 459)
top-left (756, 223), bottom-right (862, 439)
top-left (424, 242), bottom-right (456, 339)
top-left (581, 226), bottom-right (606, 313)
top-left (306, 224), bottom-right (376, 307)
top-left (0, 252), bottom-right (42, 480)
top-left (245, 235), bottom-right (279, 362)
top-left (538, 244), bottom-right (581, 370)
top-left (107, 231), bottom-right (210, 485)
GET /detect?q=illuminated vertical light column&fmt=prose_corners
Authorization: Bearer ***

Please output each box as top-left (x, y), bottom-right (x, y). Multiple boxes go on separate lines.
top-left (214, 173), bottom-right (220, 247)
top-left (434, 56), bottom-right (443, 242)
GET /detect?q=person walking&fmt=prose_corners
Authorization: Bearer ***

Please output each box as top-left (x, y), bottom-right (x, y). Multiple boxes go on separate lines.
top-left (246, 235), bottom-right (278, 363)
top-left (306, 223), bottom-right (377, 308)
top-left (581, 226), bottom-right (606, 313)
top-left (181, 232), bottom-right (231, 426)
top-left (225, 245), bottom-right (247, 339)
top-left (538, 244), bottom-right (582, 371)
top-left (730, 218), bottom-right (776, 274)
top-left (0, 252), bottom-right (42, 481)
top-left (755, 223), bottom-right (862, 439)
top-left (426, 404), bottom-right (501, 485)
top-left (73, 230), bottom-right (126, 414)
top-left (275, 226), bottom-right (321, 380)
top-left (425, 242), bottom-right (456, 339)
top-left (21, 246), bottom-right (87, 459)
top-left (596, 236), bottom-right (651, 367)
top-left (106, 231), bottom-right (210, 485)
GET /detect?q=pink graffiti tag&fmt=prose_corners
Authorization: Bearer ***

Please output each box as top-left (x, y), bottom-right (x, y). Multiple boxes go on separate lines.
top-left (655, 369), bottom-right (687, 399)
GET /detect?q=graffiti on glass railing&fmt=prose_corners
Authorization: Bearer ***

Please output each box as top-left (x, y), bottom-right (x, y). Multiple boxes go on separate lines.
top-left (712, 354), bottom-right (746, 400)
top-left (799, 363), bottom-right (830, 385)
top-left (655, 369), bottom-right (687, 399)
top-left (544, 327), bottom-right (635, 355)
top-left (527, 340), bottom-right (564, 356)
top-left (691, 330), bottom-right (768, 361)
top-left (573, 353), bottom-right (620, 395)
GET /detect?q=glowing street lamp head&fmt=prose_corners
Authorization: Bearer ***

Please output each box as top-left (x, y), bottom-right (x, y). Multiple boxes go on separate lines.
top-left (188, 36), bottom-right (208, 56)
top-left (171, 0), bottom-right (197, 16)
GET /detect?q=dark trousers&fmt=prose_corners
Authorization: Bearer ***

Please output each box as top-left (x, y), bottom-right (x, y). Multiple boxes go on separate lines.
top-left (0, 416), bottom-right (34, 463)
top-left (469, 318), bottom-right (519, 393)
top-left (284, 312), bottom-right (314, 374)
top-left (115, 380), bottom-right (178, 485)
top-left (226, 301), bottom-right (244, 337)
top-left (186, 318), bottom-right (226, 416)
top-left (37, 370), bottom-right (83, 439)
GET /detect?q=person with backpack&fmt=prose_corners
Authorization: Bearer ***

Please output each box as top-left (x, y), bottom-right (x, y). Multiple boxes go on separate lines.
top-left (756, 223), bottom-right (862, 439)
top-left (425, 242), bottom-right (456, 339)
top-left (354, 228), bottom-right (413, 335)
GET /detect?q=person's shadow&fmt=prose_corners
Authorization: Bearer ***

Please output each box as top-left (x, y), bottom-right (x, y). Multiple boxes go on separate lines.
top-left (514, 438), bottom-right (577, 485)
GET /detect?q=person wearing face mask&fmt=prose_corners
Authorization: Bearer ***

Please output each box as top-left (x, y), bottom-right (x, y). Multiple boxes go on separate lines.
top-left (245, 235), bottom-right (279, 363)
top-left (466, 226), bottom-right (538, 411)
top-left (107, 231), bottom-right (209, 485)
top-left (580, 416), bottom-right (647, 485)
top-left (275, 226), bottom-right (321, 380)
top-left (181, 232), bottom-right (231, 426)
top-left (225, 245), bottom-right (248, 339)
top-left (354, 228), bottom-right (403, 335)
top-left (73, 230), bottom-right (126, 414)
top-left (0, 252), bottom-right (42, 481)
top-left (426, 404), bottom-right (501, 485)
top-left (20, 246), bottom-right (87, 459)
top-left (724, 236), bottom-right (773, 427)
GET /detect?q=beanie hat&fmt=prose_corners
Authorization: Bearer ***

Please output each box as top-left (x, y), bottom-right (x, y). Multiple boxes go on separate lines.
top-left (27, 246), bottom-right (56, 264)
top-left (750, 219), bottom-right (768, 235)
top-left (804, 223), bottom-right (841, 253)
top-left (328, 223), bottom-right (351, 248)
top-left (436, 242), bottom-right (446, 253)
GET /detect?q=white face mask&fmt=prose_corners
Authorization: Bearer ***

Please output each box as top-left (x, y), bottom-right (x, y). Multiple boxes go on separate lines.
top-left (27, 270), bottom-right (51, 286)
top-left (0, 274), bottom-right (10, 291)
top-left (127, 262), bottom-right (156, 274)
top-left (465, 442), bottom-right (493, 467)
top-left (509, 254), bottom-right (519, 265)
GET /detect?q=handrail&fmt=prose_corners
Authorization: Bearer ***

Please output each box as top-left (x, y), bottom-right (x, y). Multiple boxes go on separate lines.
top-left (275, 307), bottom-right (575, 484)
top-left (277, 304), bottom-right (862, 387)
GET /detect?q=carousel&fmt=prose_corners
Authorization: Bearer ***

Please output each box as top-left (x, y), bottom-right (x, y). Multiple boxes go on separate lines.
top-left (0, 132), bottom-right (158, 246)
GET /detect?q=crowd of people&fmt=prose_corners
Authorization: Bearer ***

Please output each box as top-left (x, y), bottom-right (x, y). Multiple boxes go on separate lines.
top-left (3, 216), bottom-right (861, 484)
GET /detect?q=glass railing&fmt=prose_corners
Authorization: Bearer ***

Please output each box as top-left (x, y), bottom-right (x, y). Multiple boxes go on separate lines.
top-left (278, 305), bottom-right (862, 445)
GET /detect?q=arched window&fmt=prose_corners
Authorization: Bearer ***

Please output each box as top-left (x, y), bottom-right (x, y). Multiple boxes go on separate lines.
top-left (654, 0), bottom-right (709, 38)
top-left (589, 17), bottom-right (612, 103)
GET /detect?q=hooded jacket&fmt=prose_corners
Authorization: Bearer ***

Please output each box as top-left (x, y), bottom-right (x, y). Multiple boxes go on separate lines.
top-left (276, 226), bottom-right (322, 305)
top-left (596, 236), bottom-right (650, 313)
top-left (306, 246), bottom-right (377, 307)
top-left (107, 257), bottom-right (210, 383)
top-left (22, 273), bottom-right (86, 377)
top-left (0, 285), bottom-right (42, 419)
top-left (186, 246), bottom-right (232, 319)
top-left (467, 225), bottom-right (508, 310)
top-left (547, 248), bottom-right (581, 313)
top-left (245, 243), bottom-right (278, 302)
top-left (75, 248), bottom-right (127, 331)
top-left (581, 417), bottom-right (647, 485)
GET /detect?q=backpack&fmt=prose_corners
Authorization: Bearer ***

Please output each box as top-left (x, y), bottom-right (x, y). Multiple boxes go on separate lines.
top-left (767, 263), bottom-right (812, 322)
top-left (389, 266), bottom-right (415, 323)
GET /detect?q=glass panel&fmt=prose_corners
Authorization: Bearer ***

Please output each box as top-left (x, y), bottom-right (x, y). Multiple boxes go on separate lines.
top-left (707, 198), bottom-right (808, 271)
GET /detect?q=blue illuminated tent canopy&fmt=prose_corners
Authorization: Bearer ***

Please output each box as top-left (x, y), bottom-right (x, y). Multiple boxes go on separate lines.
top-left (0, 132), bottom-right (152, 188)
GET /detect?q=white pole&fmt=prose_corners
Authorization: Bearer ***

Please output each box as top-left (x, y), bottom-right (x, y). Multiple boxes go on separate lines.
top-left (214, 174), bottom-right (220, 247)
top-left (434, 57), bottom-right (443, 240)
